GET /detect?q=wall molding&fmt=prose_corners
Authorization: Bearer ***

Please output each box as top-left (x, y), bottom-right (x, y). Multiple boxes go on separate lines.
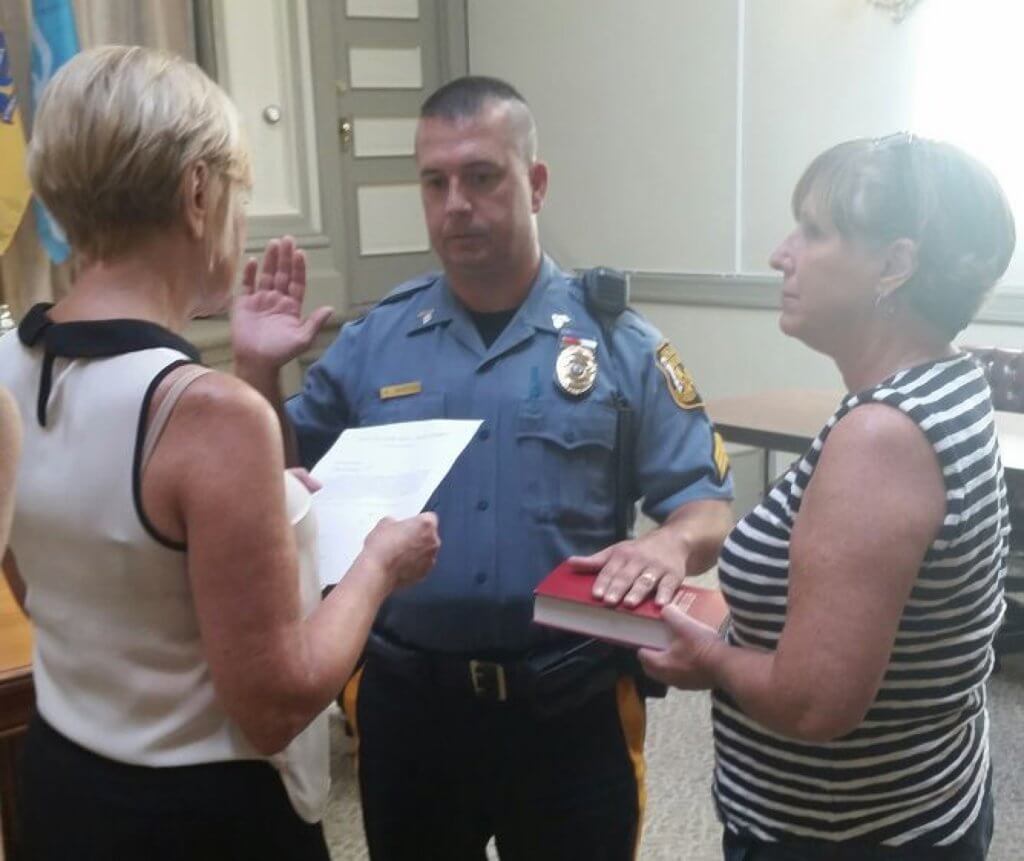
top-left (630, 272), bottom-right (780, 311)
top-left (242, 233), bottom-right (333, 253)
top-left (980, 290), bottom-right (1024, 326)
top-left (630, 271), bottom-right (1024, 326)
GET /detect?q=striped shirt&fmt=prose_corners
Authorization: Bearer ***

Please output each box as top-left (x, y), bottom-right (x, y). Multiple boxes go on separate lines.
top-left (713, 355), bottom-right (1008, 847)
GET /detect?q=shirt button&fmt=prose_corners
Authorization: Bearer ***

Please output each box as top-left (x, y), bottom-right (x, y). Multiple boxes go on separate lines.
top-left (476, 499), bottom-right (489, 511)
top-left (475, 571), bottom-right (488, 584)
top-left (564, 430), bottom-right (576, 442)
top-left (478, 427), bottom-right (491, 440)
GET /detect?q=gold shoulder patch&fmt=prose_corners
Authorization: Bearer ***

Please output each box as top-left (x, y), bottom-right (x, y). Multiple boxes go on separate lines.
top-left (654, 341), bottom-right (704, 410)
top-left (712, 430), bottom-right (730, 483)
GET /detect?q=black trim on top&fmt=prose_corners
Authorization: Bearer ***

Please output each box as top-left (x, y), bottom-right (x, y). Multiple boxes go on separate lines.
top-left (37, 352), bottom-right (56, 427)
top-left (16, 303), bottom-right (56, 345)
top-left (17, 303), bottom-right (202, 427)
top-left (17, 303), bottom-right (201, 360)
top-left (132, 359), bottom-right (196, 553)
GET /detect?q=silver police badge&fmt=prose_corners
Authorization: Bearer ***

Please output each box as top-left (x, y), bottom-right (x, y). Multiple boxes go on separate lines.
top-left (554, 333), bottom-right (598, 397)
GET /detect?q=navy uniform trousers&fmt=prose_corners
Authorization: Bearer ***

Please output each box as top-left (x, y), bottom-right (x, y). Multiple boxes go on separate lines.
top-left (343, 656), bottom-right (647, 861)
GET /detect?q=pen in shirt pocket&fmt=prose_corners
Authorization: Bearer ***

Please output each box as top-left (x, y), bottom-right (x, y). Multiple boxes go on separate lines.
top-left (528, 366), bottom-right (541, 399)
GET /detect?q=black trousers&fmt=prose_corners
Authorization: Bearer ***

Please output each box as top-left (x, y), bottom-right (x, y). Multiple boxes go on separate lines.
top-left (722, 769), bottom-right (995, 861)
top-left (20, 715), bottom-right (330, 861)
top-left (342, 654), bottom-right (647, 861)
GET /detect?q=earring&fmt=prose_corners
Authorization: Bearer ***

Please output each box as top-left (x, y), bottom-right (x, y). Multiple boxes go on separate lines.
top-left (204, 235), bottom-right (217, 274)
top-left (874, 291), bottom-right (896, 318)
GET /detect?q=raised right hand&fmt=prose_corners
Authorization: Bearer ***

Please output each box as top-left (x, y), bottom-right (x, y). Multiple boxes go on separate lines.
top-left (231, 236), bottom-right (334, 371)
top-left (361, 513), bottom-right (441, 591)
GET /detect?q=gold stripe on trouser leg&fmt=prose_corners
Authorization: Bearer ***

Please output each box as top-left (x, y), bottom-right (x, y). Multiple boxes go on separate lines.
top-left (615, 676), bottom-right (647, 861)
top-left (340, 666), bottom-right (365, 774)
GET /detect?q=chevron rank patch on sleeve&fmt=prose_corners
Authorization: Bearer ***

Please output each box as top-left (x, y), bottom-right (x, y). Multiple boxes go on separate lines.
top-left (712, 430), bottom-right (730, 483)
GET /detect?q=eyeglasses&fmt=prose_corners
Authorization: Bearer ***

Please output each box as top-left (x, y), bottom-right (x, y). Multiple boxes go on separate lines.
top-left (872, 131), bottom-right (918, 150)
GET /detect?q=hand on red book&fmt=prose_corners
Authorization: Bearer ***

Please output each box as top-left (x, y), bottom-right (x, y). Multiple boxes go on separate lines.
top-left (637, 603), bottom-right (721, 690)
top-left (568, 530), bottom-right (685, 608)
top-left (534, 562), bottom-right (728, 651)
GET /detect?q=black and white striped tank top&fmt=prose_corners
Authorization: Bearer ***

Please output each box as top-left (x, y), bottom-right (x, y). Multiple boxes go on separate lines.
top-left (713, 355), bottom-right (1008, 847)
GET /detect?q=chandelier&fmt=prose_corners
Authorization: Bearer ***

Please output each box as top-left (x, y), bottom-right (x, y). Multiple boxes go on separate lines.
top-left (866, 0), bottom-right (924, 22)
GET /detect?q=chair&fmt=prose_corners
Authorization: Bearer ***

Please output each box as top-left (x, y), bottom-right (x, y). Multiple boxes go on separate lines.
top-left (964, 347), bottom-right (1024, 656)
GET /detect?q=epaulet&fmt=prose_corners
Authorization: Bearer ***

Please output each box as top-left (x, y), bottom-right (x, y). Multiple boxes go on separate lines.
top-left (594, 305), bottom-right (647, 348)
top-left (376, 273), bottom-right (441, 308)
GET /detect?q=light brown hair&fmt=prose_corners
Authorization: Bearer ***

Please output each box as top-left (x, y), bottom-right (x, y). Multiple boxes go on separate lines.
top-left (28, 45), bottom-right (251, 263)
top-left (793, 134), bottom-right (1016, 337)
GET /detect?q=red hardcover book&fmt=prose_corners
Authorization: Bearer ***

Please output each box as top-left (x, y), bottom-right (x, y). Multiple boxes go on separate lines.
top-left (533, 561), bottom-right (730, 650)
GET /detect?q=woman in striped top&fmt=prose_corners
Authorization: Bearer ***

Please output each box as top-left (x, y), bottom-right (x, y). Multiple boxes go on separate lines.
top-left (641, 134), bottom-right (1015, 860)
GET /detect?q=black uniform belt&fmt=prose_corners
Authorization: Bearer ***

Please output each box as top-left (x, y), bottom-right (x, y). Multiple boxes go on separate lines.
top-left (366, 631), bottom-right (532, 703)
top-left (366, 631), bottom-right (665, 713)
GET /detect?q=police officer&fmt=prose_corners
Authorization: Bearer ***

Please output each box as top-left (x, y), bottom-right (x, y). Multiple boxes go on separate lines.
top-left (233, 76), bottom-right (733, 861)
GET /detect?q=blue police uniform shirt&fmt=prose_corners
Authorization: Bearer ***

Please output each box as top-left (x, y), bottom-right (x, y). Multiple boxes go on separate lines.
top-left (287, 255), bottom-right (733, 653)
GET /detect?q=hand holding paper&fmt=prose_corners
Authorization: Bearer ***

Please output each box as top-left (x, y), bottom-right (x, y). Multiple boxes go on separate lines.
top-left (360, 513), bottom-right (441, 591)
top-left (310, 419), bottom-right (481, 587)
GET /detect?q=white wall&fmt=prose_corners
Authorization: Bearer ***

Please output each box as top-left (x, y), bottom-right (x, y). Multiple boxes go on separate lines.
top-left (469, 0), bottom-right (1023, 283)
top-left (468, 0), bottom-right (1024, 403)
top-left (468, 0), bottom-right (739, 273)
top-left (740, 0), bottom-right (922, 273)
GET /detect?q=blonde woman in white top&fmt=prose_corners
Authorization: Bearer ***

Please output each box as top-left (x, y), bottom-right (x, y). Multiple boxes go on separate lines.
top-left (0, 45), bottom-right (439, 861)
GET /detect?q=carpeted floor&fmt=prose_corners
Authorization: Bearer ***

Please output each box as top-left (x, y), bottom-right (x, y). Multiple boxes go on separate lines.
top-left (322, 648), bottom-right (1024, 860)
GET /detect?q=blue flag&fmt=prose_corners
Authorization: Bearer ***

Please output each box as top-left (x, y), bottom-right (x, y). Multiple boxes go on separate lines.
top-left (30, 0), bottom-right (79, 264)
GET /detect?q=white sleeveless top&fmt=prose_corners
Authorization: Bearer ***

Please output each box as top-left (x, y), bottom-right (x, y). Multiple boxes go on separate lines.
top-left (0, 317), bottom-right (329, 823)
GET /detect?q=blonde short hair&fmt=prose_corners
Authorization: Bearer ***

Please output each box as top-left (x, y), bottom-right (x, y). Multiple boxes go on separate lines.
top-left (28, 45), bottom-right (251, 262)
top-left (793, 134), bottom-right (1016, 338)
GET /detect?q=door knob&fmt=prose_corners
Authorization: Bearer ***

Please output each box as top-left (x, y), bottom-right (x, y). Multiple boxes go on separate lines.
top-left (338, 116), bottom-right (354, 152)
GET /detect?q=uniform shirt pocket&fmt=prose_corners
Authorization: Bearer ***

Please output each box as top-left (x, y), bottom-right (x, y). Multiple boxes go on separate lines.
top-left (515, 399), bottom-right (618, 529)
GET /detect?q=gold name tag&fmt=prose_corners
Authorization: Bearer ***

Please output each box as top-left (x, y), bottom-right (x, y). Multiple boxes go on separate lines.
top-left (379, 381), bottom-right (423, 400)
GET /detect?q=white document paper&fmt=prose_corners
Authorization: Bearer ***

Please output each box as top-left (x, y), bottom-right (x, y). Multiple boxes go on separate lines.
top-left (310, 419), bottom-right (481, 587)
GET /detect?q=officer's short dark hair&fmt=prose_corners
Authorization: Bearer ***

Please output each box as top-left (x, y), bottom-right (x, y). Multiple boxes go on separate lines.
top-left (420, 76), bottom-right (538, 161)
top-left (421, 76), bottom-right (527, 120)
